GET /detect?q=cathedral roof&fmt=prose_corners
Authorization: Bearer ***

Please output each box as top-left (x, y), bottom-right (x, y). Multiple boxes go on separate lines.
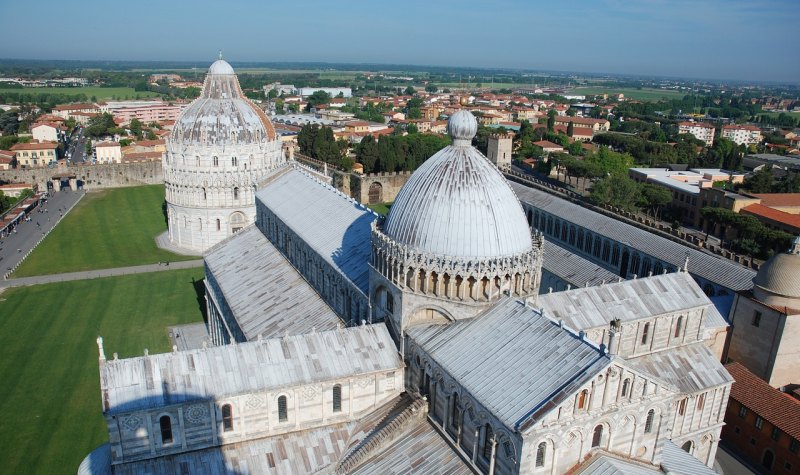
top-left (382, 110), bottom-right (533, 259)
top-left (204, 226), bottom-right (342, 340)
top-left (170, 57), bottom-right (276, 146)
top-left (624, 341), bottom-right (733, 394)
top-left (408, 298), bottom-right (610, 431)
top-left (99, 324), bottom-right (400, 414)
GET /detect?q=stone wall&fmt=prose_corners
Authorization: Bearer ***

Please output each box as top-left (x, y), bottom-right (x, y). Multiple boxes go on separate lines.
top-left (354, 171), bottom-right (413, 205)
top-left (0, 161), bottom-right (163, 191)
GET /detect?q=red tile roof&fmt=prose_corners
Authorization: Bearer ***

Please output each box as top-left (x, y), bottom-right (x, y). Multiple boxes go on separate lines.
top-left (534, 140), bottom-right (563, 149)
top-left (750, 193), bottom-right (800, 208)
top-left (678, 121), bottom-right (715, 129)
top-left (10, 141), bottom-right (58, 151)
top-left (741, 203), bottom-right (800, 229)
top-left (725, 362), bottom-right (800, 440)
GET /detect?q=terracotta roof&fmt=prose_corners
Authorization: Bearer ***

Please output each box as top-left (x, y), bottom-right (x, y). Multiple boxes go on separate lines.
top-left (52, 103), bottom-right (96, 111)
top-left (555, 116), bottom-right (608, 126)
top-left (679, 121), bottom-right (715, 129)
top-left (534, 140), bottom-right (563, 149)
top-left (95, 141), bottom-right (120, 148)
top-left (133, 139), bottom-right (165, 147)
top-left (741, 203), bottom-right (800, 229)
top-left (123, 151), bottom-right (162, 161)
top-left (725, 362), bottom-right (800, 440)
top-left (751, 193), bottom-right (800, 208)
top-left (722, 124), bottom-right (761, 131)
top-left (10, 141), bottom-right (58, 151)
top-left (571, 127), bottom-right (594, 136)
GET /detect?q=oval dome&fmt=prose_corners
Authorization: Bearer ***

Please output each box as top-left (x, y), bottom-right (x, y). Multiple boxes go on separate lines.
top-left (753, 237), bottom-right (800, 299)
top-left (170, 58), bottom-right (276, 145)
top-left (382, 110), bottom-right (532, 258)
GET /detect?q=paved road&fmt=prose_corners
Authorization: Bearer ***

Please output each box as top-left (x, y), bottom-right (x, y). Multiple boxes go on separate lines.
top-left (0, 259), bottom-right (204, 289)
top-left (0, 190), bottom-right (85, 276)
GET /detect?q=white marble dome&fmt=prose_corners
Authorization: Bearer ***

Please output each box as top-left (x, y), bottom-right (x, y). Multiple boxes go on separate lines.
top-left (382, 111), bottom-right (533, 258)
top-left (171, 59), bottom-right (276, 145)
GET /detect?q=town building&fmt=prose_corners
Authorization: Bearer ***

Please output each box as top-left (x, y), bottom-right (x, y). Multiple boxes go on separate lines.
top-left (698, 190), bottom-right (800, 238)
top-left (51, 102), bottom-right (99, 120)
top-left (31, 121), bottom-right (65, 142)
top-left (721, 124), bottom-right (763, 146)
top-left (10, 141), bottom-right (58, 168)
top-left (162, 57), bottom-right (284, 253)
top-left (533, 140), bottom-right (564, 154)
top-left (100, 100), bottom-right (185, 125)
top-left (0, 149), bottom-right (15, 169)
top-left (0, 183), bottom-right (33, 197)
top-left (721, 362), bottom-right (799, 474)
top-left (553, 116), bottom-right (610, 133)
top-left (298, 87), bottom-right (352, 98)
top-left (83, 110), bottom-right (730, 475)
top-left (487, 133), bottom-right (513, 171)
top-left (724, 238), bottom-right (800, 388)
top-left (94, 141), bottom-right (122, 164)
top-left (678, 122), bottom-right (716, 146)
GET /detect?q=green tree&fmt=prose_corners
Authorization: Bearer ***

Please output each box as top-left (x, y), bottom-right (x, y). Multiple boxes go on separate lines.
top-left (306, 90), bottom-right (331, 110)
top-left (404, 86), bottom-right (416, 96)
top-left (547, 109), bottom-right (556, 132)
top-left (129, 118), bottom-right (143, 139)
top-left (407, 108), bottom-right (422, 119)
top-left (425, 84), bottom-right (438, 93)
top-left (589, 174), bottom-right (641, 210)
top-left (566, 108), bottom-right (577, 117)
top-left (640, 184), bottom-right (672, 219)
top-left (743, 167), bottom-right (773, 193)
top-left (567, 121), bottom-right (574, 137)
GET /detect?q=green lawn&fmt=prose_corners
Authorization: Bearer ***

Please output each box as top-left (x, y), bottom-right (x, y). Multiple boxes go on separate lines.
top-left (367, 202), bottom-right (393, 216)
top-left (571, 87), bottom-right (688, 102)
top-left (0, 86), bottom-right (160, 100)
top-left (0, 268), bottom-right (206, 474)
top-left (13, 185), bottom-right (194, 277)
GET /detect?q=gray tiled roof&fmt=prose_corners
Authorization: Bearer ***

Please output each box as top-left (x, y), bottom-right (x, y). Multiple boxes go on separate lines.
top-left (625, 341), bottom-right (733, 394)
top-left (351, 419), bottom-right (471, 475)
top-left (408, 298), bottom-right (610, 430)
top-left (543, 239), bottom-right (620, 288)
top-left (509, 181), bottom-right (756, 291)
top-left (100, 324), bottom-right (401, 414)
top-left (205, 226), bottom-right (341, 340)
top-left (257, 168), bottom-right (377, 293)
top-left (536, 272), bottom-right (712, 330)
top-left (575, 452), bottom-right (662, 474)
top-left (661, 439), bottom-right (718, 475)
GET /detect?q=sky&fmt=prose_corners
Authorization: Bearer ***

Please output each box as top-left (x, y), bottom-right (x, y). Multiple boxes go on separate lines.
top-left (1, 0), bottom-right (797, 83)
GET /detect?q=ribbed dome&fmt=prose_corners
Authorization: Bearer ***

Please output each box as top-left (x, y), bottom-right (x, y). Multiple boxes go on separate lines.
top-left (170, 58), bottom-right (276, 145)
top-left (753, 237), bottom-right (800, 299)
top-left (383, 111), bottom-right (532, 258)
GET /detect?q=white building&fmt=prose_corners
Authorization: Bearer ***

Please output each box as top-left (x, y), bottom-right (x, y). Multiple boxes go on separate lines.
top-left (82, 112), bottom-right (731, 475)
top-left (31, 122), bottom-right (62, 143)
top-left (298, 87), bottom-right (352, 98)
top-left (721, 124), bottom-right (762, 146)
top-left (94, 141), bottom-right (122, 164)
top-left (678, 122), bottom-right (716, 146)
top-left (162, 56), bottom-right (285, 253)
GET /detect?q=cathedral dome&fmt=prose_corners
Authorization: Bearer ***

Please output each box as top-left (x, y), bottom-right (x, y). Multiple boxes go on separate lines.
top-left (753, 236), bottom-right (800, 302)
top-left (170, 58), bottom-right (276, 145)
top-left (382, 110), bottom-right (532, 258)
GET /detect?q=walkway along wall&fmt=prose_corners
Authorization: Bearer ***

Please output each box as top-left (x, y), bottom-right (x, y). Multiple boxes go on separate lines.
top-left (0, 161), bottom-right (163, 192)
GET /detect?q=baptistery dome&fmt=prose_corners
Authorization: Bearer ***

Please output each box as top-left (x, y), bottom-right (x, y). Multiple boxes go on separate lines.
top-left (171, 59), bottom-right (276, 145)
top-left (752, 236), bottom-right (800, 306)
top-left (382, 110), bottom-right (533, 258)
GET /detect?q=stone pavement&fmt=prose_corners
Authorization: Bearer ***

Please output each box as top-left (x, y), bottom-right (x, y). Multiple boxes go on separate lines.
top-left (0, 259), bottom-right (204, 289)
top-left (155, 230), bottom-right (203, 256)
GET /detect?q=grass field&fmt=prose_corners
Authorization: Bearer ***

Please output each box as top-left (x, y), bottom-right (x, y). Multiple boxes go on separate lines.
top-left (13, 185), bottom-right (194, 277)
top-left (571, 87), bottom-right (687, 101)
top-left (0, 86), bottom-right (160, 100)
top-left (756, 111), bottom-right (800, 119)
top-left (367, 202), bottom-right (392, 216)
top-left (0, 268), bottom-right (205, 474)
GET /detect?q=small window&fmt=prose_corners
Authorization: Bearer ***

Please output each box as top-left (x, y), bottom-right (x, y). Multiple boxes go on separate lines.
top-left (278, 395), bottom-right (288, 422)
top-left (641, 323), bottom-right (650, 345)
top-left (159, 415), bottom-right (173, 444)
top-left (645, 409), bottom-right (655, 433)
top-left (678, 398), bottom-right (687, 416)
top-left (536, 441), bottom-right (546, 467)
top-left (697, 394), bottom-right (705, 411)
top-left (577, 390), bottom-right (588, 410)
top-left (332, 384), bottom-right (342, 413)
top-left (621, 378), bottom-right (631, 398)
top-left (222, 404), bottom-right (233, 431)
top-left (755, 416), bottom-right (764, 430)
top-left (785, 462), bottom-right (792, 471)
top-left (752, 311), bottom-right (762, 327)
top-left (233, 187), bottom-right (239, 200)
top-left (483, 424), bottom-right (493, 460)
top-left (675, 316), bottom-right (683, 338)
top-left (739, 406), bottom-right (748, 418)
top-left (790, 439), bottom-right (799, 453)
top-left (771, 427), bottom-right (780, 441)
top-left (213, 156), bottom-right (219, 167)
top-left (216, 218), bottom-right (221, 231)
top-left (232, 156), bottom-right (237, 167)
top-left (682, 441), bottom-right (693, 453)
top-left (592, 425), bottom-right (603, 448)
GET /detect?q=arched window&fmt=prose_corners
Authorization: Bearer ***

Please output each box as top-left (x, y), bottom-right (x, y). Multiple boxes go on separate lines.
top-left (482, 423), bottom-right (494, 460)
top-left (621, 378), bottom-right (631, 398)
top-left (450, 393), bottom-right (460, 430)
top-left (675, 316), bottom-right (683, 338)
top-left (631, 253), bottom-right (641, 275)
top-left (233, 187), bottom-right (239, 200)
top-left (641, 323), bottom-right (650, 345)
top-left (385, 293), bottom-right (394, 313)
top-left (536, 441), bottom-right (546, 467)
top-left (216, 218), bottom-right (221, 231)
top-left (642, 258), bottom-right (652, 276)
top-left (762, 449), bottom-right (774, 469)
top-left (592, 425), bottom-right (603, 448)
top-left (593, 237), bottom-right (601, 258)
top-left (611, 245), bottom-right (620, 266)
top-left (681, 440), bottom-right (693, 453)
top-left (332, 384), bottom-right (342, 412)
top-left (569, 226), bottom-right (576, 245)
top-left (222, 404), bottom-right (233, 431)
top-left (202, 187), bottom-right (207, 200)
top-left (213, 156), bottom-right (219, 167)
top-left (645, 409), bottom-right (655, 433)
top-left (577, 229), bottom-right (585, 249)
top-left (697, 393), bottom-right (705, 411)
top-left (584, 233), bottom-right (593, 253)
top-left (678, 398), bottom-right (687, 416)
top-left (602, 241), bottom-right (611, 262)
top-left (232, 156), bottom-right (237, 167)
top-left (654, 261), bottom-right (663, 275)
top-left (278, 395), bottom-right (288, 422)
top-left (159, 415), bottom-right (173, 444)
top-left (577, 389), bottom-right (588, 410)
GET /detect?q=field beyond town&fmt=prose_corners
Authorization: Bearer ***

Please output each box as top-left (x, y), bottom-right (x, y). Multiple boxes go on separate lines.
top-left (0, 268), bottom-right (205, 474)
top-left (13, 185), bottom-right (194, 277)
top-left (571, 86), bottom-right (688, 101)
top-left (0, 86), bottom-right (160, 100)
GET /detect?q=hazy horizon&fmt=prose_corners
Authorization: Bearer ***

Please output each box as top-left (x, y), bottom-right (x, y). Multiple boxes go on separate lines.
top-left (1, 0), bottom-right (796, 83)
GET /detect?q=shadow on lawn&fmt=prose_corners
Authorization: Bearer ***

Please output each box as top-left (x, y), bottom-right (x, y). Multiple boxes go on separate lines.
top-left (162, 200), bottom-right (168, 227)
top-left (192, 277), bottom-right (208, 324)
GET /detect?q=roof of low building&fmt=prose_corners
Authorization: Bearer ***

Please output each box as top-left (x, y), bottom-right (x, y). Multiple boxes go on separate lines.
top-left (741, 203), bottom-right (800, 229)
top-left (542, 239), bottom-right (620, 289)
top-left (533, 140), bottom-right (563, 149)
top-left (10, 141), bottom-right (58, 151)
top-left (725, 362), bottom-right (800, 440)
top-left (204, 226), bottom-right (342, 340)
top-left (99, 323), bottom-right (401, 414)
top-left (508, 181), bottom-right (756, 291)
top-left (408, 298), bottom-right (610, 431)
top-left (751, 193), bottom-right (800, 207)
